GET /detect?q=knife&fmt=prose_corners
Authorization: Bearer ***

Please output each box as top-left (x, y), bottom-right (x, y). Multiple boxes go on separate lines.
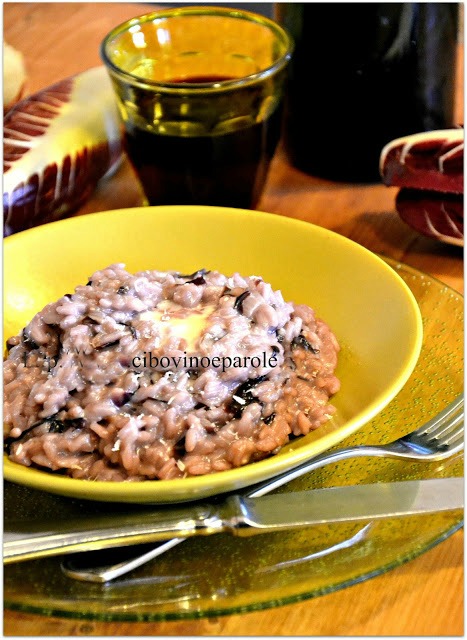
top-left (4, 477), bottom-right (463, 563)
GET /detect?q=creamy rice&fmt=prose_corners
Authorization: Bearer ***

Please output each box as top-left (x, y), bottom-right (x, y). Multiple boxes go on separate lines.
top-left (3, 265), bottom-right (340, 481)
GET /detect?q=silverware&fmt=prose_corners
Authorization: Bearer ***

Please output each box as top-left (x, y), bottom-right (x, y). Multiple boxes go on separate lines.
top-left (60, 393), bottom-right (464, 582)
top-left (60, 539), bottom-right (183, 583)
top-left (4, 477), bottom-right (464, 566)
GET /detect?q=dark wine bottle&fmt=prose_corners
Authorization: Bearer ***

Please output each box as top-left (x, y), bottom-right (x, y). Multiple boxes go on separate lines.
top-left (275, 3), bottom-right (460, 182)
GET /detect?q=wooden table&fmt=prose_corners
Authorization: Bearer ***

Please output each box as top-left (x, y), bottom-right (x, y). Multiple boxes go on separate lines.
top-left (4, 3), bottom-right (464, 636)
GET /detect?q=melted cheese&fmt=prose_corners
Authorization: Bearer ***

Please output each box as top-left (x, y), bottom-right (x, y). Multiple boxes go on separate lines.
top-left (140, 301), bottom-right (214, 350)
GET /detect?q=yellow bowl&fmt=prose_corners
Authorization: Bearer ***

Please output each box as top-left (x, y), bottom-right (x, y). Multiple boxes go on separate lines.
top-left (3, 206), bottom-right (423, 503)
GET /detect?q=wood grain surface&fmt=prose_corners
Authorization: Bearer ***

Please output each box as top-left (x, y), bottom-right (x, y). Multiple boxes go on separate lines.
top-left (3, 3), bottom-right (464, 636)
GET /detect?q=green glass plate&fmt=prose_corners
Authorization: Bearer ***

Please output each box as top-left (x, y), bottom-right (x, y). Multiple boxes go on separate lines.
top-left (3, 258), bottom-right (463, 621)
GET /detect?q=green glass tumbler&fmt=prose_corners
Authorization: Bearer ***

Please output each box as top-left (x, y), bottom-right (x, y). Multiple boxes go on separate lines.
top-left (101, 7), bottom-right (293, 208)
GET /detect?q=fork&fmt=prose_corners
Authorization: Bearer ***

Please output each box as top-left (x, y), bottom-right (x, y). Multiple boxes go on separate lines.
top-left (61, 394), bottom-right (464, 583)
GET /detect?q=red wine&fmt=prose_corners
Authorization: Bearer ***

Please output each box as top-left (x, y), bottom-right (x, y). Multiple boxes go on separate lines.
top-left (165, 74), bottom-right (233, 84)
top-left (276, 3), bottom-right (459, 182)
top-left (123, 75), bottom-right (283, 208)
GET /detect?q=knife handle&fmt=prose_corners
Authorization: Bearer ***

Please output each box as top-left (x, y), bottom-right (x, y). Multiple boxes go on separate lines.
top-left (4, 501), bottom-right (239, 563)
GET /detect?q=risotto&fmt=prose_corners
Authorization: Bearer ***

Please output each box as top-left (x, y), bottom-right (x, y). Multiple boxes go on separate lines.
top-left (3, 265), bottom-right (340, 481)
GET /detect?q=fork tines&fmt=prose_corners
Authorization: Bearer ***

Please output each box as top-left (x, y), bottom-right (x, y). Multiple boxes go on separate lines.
top-left (416, 394), bottom-right (464, 450)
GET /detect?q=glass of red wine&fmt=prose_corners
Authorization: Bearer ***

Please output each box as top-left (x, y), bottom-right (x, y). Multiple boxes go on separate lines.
top-left (101, 6), bottom-right (293, 209)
